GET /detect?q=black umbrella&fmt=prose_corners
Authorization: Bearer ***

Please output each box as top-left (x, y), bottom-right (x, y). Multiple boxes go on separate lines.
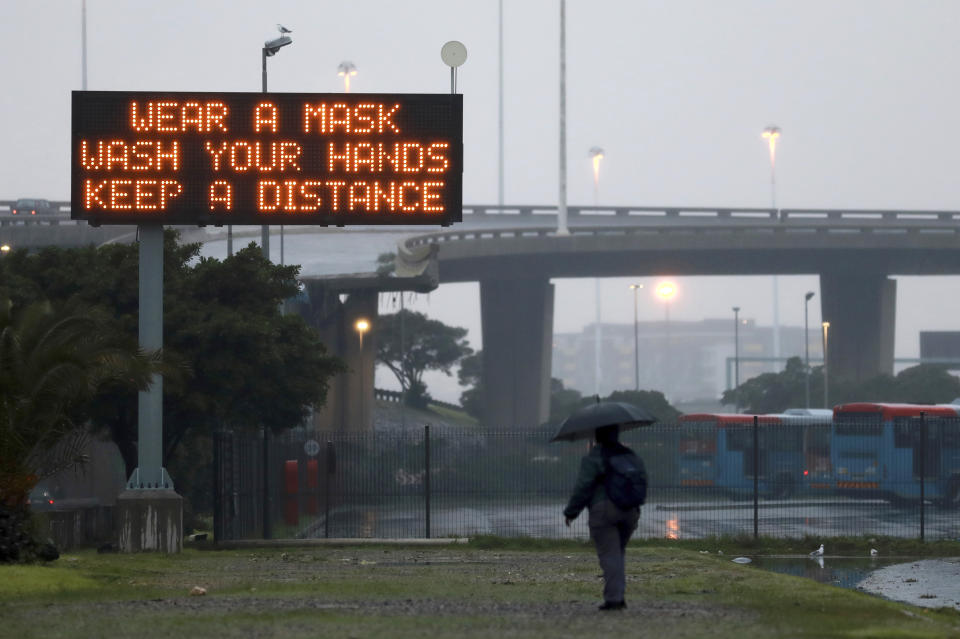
top-left (549, 400), bottom-right (657, 442)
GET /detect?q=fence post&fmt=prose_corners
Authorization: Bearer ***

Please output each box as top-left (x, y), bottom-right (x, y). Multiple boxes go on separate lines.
top-left (425, 424), bottom-right (431, 539)
top-left (213, 430), bottom-right (222, 543)
top-left (262, 427), bottom-right (271, 540)
top-left (753, 415), bottom-right (759, 540)
top-left (920, 411), bottom-right (926, 542)
top-left (325, 440), bottom-right (335, 539)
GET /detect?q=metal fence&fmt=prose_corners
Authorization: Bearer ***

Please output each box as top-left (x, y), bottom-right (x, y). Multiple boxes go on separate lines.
top-left (212, 420), bottom-right (960, 542)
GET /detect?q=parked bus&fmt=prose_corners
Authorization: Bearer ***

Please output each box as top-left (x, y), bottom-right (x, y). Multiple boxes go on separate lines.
top-left (677, 411), bottom-right (832, 498)
top-left (832, 402), bottom-right (960, 505)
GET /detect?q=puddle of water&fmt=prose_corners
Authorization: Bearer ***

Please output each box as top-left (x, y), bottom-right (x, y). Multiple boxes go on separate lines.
top-left (749, 556), bottom-right (911, 590)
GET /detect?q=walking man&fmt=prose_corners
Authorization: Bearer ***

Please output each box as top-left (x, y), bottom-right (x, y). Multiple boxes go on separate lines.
top-left (564, 424), bottom-right (647, 610)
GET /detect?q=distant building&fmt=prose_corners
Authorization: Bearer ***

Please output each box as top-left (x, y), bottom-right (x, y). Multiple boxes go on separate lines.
top-left (919, 332), bottom-right (960, 361)
top-left (552, 318), bottom-right (824, 402)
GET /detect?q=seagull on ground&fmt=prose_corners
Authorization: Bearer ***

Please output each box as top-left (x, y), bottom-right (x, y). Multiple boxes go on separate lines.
top-left (809, 544), bottom-right (824, 556)
top-left (277, 24), bottom-right (292, 34)
top-left (870, 548), bottom-right (878, 557)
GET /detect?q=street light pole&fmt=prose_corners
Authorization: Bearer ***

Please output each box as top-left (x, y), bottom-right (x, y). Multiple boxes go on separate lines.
top-left (556, 0), bottom-right (569, 236)
top-left (356, 318), bottom-right (370, 428)
top-left (260, 27), bottom-right (293, 261)
top-left (762, 126), bottom-right (782, 373)
top-left (733, 307), bottom-right (741, 413)
top-left (337, 61), bottom-right (357, 92)
top-left (804, 291), bottom-right (815, 408)
top-left (822, 321), bottom-right (831, 408)
top-left (656, 282), bottom-right (677, 400)
top-left (630, 284), bottom-right (643, 391)
top-left (590, 147), bottom-right (605, 397)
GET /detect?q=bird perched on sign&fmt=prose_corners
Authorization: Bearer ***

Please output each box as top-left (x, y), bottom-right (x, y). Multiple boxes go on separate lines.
top-left (809, 544), bottom-right (824, 556)
top-left (277, 24), bottom-right (292, 35)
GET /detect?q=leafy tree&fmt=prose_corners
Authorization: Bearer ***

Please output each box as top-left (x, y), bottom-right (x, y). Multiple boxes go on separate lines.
top-left (605, 389), bottom-right (682, 423)
top-left (721, 357), bottom-right (812, 414)
top-left (457, 350), bottom-right (484, 420)
top-left (0, 234), bottom-right (345, 519)
top-left (721, 357), bottom-right (960, 413)
top-left (548, 378), bottom-right (586, 425)
top-left (376, 309), bottom-right (472, 409)
top-left (0, 299), bottom-right (156, 507)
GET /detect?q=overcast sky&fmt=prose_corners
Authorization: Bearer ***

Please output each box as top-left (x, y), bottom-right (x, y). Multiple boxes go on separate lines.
top-left (3, 0), bottom-right (960, 400)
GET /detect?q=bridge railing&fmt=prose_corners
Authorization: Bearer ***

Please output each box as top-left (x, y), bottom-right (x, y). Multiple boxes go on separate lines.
top-left (461, 204), bottom-right (960, 221)
top-left (5, 202), bottom-right (960, 224)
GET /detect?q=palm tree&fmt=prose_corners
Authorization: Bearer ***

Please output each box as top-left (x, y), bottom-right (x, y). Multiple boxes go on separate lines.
top-left (0, 298), bottom-right (158, 507)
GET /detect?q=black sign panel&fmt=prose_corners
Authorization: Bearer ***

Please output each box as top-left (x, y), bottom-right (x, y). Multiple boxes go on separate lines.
top-left (71, 91), bottom-right (462, 226)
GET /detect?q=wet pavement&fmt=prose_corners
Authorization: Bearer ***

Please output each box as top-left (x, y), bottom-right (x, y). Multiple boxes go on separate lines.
top-left (857, 558), bottom-right (960, 609)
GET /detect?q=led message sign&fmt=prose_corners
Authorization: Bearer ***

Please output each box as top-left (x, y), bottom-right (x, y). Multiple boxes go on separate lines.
top-left (71, 91), bottom-right (462, 226)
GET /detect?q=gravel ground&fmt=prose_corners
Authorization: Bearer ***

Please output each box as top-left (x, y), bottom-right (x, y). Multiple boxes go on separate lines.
top-left (23, 548), bottom-right (757, 638)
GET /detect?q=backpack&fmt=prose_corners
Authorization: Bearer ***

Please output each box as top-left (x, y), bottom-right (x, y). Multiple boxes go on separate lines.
top-left (602, 446), bottom-right (647, 509)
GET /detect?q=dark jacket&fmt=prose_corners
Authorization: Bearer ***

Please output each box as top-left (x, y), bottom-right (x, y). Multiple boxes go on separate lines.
top-left (564, 442), bottom-right (639, 520)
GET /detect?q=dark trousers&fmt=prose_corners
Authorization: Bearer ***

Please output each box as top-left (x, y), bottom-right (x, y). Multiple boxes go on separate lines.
top-left (588, 499), bottom-right (640, 603)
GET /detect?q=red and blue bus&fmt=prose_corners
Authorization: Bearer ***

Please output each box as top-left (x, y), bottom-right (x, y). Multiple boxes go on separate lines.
top-left (677, 411), bottom-right (832, 498)
top-left (832, 402), bottom-right (960, 504)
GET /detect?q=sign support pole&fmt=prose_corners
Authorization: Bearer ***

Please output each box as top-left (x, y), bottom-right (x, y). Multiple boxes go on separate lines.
top-left (116, 224), bottom-right (181, 552)
top-left (131, 223), bottom-right (169, 489)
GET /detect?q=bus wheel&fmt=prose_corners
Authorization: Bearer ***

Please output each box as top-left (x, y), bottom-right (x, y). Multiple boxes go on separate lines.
top-left (772, 474), bottom-right (795, 499)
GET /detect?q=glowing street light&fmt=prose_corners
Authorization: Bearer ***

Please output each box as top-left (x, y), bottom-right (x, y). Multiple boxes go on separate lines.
top-left (0, 244), bottom-right (10, 253)
top-left (589, 146), bottom-right (606, 394)
top-left (589, 147), bottom-right (604, 205)
top-left (338, 61), bottom-right (358, 93)
top-left (355, 317), bottom-right (371, 428)
top-left (656, 281), bottom-right (677, 400)
top-left (761, 125), bottom-right (781, 211)
top-left (656, 282), bottom-right (677, 302)
top-left (762, 125), bottom-right (783, 374)
top-left (355, 318), bottom-right (370, 348)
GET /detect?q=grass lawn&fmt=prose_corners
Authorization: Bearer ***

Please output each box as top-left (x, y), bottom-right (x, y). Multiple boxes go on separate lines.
top-left (2, 538), bottom-right (959, 638)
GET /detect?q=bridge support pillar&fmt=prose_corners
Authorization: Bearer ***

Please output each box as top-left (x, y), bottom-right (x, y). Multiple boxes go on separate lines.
top-left (819, 270), bottom-right (895, 384)
top-left (480, 278), bottom-right (554, 428)
top-left (299, 288), bottom-right (377, 431)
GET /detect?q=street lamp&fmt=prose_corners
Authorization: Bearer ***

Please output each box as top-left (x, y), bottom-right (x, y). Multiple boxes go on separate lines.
top-left (259, 26), bottom-right (293, 262)
top-left (761, 126), bottom-right (781, 213)
top-left (656, 281), bottom-right (677, 399)
top-left (355, 318), bottom-right (370, 427)
top-left (804, 291), bottom-right (815, 408)
top-left (589, 147), bottom-right (604, 206)
top-left (337, 61), bottom-right (358, 92)
top-left (0, 244), bottom-right (10, 253)
top-left (733, 307), bottom-right (741, 413)
top-left (629, 284), bottom-right (643, 391)
top-left (822, 321), bottom-right (831, 408)
top-left (762, 125), bottom-right (783, 374)
top-left (589, 147), bottom-right (605, 396)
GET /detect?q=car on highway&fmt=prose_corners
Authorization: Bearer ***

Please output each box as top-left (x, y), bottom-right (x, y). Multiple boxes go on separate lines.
top-left (11, 198), bottom-right (55, 215)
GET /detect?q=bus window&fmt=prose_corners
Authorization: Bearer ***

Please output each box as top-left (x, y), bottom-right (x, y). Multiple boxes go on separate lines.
top-left (894, 417), bottom-right (919, 448)
top-left (835, 412), bottom-right (882, 436)
top-left (943, 420), bottom-right (960, 448)
top-left (765, 427), bottom-right (802, 452)
top-left (726, 428), bottom-right (751, 452)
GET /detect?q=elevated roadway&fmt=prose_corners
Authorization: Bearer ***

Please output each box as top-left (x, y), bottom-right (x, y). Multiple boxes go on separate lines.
top-left (8, 201), bottom-right (960, 429)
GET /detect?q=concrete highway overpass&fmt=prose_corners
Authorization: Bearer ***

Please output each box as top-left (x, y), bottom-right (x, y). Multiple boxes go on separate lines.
top-left (8, 201), bottom-right (960, 429)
